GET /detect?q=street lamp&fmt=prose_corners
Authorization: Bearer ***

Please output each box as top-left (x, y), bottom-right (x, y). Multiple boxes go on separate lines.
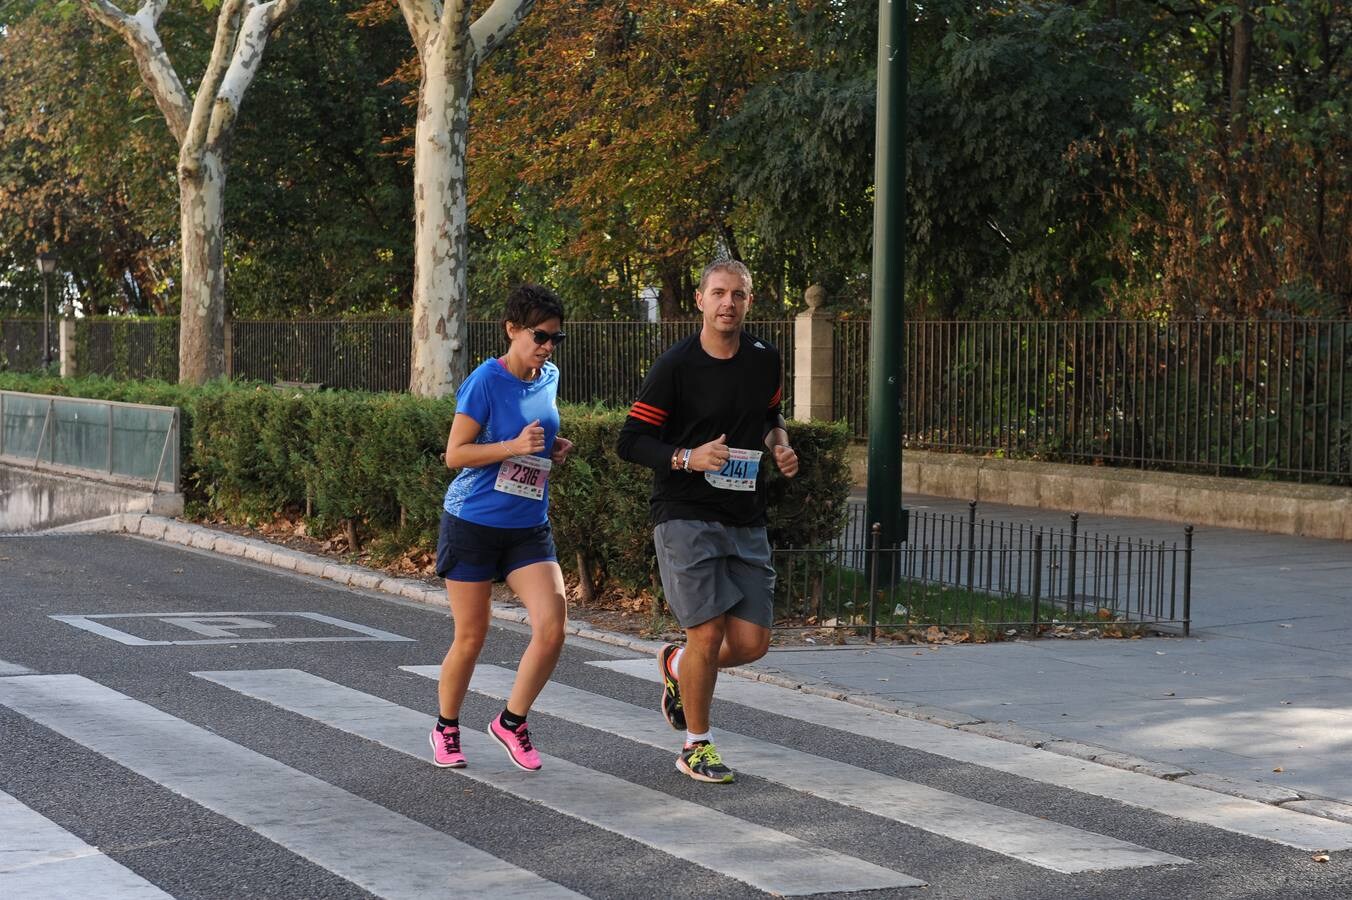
top-left (36, 251), bottom-right (57, 371)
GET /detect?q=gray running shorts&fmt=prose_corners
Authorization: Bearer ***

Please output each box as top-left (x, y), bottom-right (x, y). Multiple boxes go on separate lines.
top-left (653, 519), bottom-right (776, 629)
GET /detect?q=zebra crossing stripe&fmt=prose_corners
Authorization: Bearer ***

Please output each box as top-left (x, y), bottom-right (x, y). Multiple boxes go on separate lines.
top-left (195, 667), bottom-right (924, 896)
top-left (591, 658), bottom-right (1352, 851)
top-left (0, 660), bottom-right (34, 676)
top-left (405, 664), bottom-right (1186, 873)
top-left (0, 675), bottom-right (581, 900)
top-left (0, 789), bottom-right (172, 899)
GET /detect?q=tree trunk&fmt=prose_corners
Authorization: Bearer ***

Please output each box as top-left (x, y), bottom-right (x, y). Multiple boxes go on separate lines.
top-left (659, 264), bottom-right (684, 319)
top-left (1229, 0), bottom-right (1253, 144)
top-left (81, 0), bottom-right (299, 386)
top-left (409, 56), bottom-right (473, 398)
top-left (177, 148), bottom-right (227, 384)
top-left (575, 550), bottom-right (595, 604)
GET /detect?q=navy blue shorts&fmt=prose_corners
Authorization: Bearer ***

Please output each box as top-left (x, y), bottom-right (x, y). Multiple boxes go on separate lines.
top-left (435, 512), bottom-right (557, 582)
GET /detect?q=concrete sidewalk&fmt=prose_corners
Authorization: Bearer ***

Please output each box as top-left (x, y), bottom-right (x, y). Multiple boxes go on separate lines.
top-left (757, 493), bottom-right (1352, 808)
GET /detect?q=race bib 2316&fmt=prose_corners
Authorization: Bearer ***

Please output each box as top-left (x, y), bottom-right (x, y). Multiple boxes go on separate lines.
top-left (494, 454), bottom-right (552, 500)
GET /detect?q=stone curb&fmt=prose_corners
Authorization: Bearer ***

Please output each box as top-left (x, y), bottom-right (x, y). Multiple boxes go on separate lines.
top-left (82, 512), bottom-right (1352, 826)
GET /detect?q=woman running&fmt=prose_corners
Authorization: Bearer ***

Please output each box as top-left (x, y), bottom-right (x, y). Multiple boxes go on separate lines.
top-left (429, 283), bottom-right (572, 771)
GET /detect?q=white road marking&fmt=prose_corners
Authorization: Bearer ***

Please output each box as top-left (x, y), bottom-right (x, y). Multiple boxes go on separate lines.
top-left (0, 674), bottom-right (579, 900)
top-left (405, 664), bottom-right (1187, 873)
top-left (196, 667), bottom-right (923, 896)
top-left (591, 658), bottom-right (1352, 851)
top-left (0, 789), bottom-right (172, 899)
top-left (48, 611), bottom-right (413, 645)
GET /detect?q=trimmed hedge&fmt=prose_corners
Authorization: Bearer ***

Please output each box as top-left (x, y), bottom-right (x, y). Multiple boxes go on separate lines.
top-left (0, 374), bottom-right (852, 597)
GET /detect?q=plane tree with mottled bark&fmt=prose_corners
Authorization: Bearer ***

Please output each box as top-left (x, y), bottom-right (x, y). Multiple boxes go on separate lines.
top-left (79, 0), bottom-right (301, 384)
top-left (395, 0), bottom-right (536, 398)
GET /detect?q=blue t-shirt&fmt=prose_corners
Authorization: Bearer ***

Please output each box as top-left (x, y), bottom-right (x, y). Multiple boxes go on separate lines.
top-left (442, 358), bottom-right (560, 528)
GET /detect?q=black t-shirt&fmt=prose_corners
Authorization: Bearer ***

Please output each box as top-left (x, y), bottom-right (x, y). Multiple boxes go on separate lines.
top-left (616, 331), bottom-right (783, 527)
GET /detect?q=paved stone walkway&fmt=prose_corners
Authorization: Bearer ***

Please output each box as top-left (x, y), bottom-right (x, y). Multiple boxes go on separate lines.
top-left (758, 493), bottom-right (1352, 805)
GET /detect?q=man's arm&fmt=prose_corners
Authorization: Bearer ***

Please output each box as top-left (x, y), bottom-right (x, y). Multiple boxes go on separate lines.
top-left (763, 376), bottom-right (798, 478)
top-left (617, 357), bottom-right (682, 471)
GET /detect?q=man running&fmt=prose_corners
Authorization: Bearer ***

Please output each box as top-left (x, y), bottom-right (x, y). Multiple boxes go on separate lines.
top-left (617, 258), bottom-right (798, 783)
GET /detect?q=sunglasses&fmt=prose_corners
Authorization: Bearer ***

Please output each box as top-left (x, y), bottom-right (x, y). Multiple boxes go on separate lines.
top-left (529, 328), bottom-right (566, 346)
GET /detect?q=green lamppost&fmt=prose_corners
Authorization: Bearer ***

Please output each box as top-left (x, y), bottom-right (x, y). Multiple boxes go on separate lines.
top-left (37, 251), bottom-right (58, 372)
top-left (866, 1), bottom-right (907, 548)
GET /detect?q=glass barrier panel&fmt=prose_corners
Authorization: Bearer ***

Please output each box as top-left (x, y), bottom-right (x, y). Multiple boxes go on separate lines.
top-left (111, 405), bottom-right (174, 482)
top-left (1, 394), bottom-right (52, 460)
top-left (50, 399), bottom-right (111, 471)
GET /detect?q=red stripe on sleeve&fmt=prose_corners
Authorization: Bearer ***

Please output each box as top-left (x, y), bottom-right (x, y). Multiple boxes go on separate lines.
top-left (632, 401), bottom-right (668, 422)
top-left (628, 407), bottom-right (664, 427)
top-left (768, 384), bottom-right (783, 408)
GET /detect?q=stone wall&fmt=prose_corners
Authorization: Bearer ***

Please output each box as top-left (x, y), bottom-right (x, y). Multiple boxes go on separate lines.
top-left (846, 447), bottom-right (1352, 541)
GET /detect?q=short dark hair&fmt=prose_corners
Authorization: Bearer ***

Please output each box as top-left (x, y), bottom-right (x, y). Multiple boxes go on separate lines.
top-left (504, 283), bottom-right (565, 329)
top-left (698, 259), bottom-right (753, 293)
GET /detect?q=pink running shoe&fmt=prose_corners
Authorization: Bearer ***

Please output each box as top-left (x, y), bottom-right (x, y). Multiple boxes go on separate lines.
top-left (488, 717), bottom-right (542, 771)
top-left (429, 726), bottom-right (466, 768)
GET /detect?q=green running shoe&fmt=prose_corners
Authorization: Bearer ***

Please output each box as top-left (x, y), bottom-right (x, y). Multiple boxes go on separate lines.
top-left (677, 741), bottom-right (735, 784)
top-left (657, 643), bottom-right (685, 731)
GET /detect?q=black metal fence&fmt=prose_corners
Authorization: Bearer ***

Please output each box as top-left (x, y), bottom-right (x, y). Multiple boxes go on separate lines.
top-left (834, 318), bottom-right (870, 437)
top-left (468, 319), bottom-right (794, 411)
top-left (897, 320), bottom-right (1352, 484)
top-left (32, 316), bottom-right (1352, 485)
top-left (228, 318), bottom-right (796, 406)
top-left (777, 499), bottom-right (1192, 636)
top-left (79, 319), bottom-right (179, 382)
top-left (0, 319), bottom-right (53, 373)
top-left (231, 320), bottom-right (412, 392)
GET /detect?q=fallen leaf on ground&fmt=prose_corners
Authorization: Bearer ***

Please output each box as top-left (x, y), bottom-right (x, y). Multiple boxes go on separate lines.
top-left (1312, 853), bottom-right (1330, 863)
top-left (1273, 766), bottom-right (1285, 773)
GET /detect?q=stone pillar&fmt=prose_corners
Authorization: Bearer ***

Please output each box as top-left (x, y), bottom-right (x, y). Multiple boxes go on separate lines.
top-left (792, 285), bottom-right (835, 422)
top-left (59, 318), bottom-right (77, 378)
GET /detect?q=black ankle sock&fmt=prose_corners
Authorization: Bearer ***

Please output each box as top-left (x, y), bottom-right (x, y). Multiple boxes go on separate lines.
top-left (499, 708), bottom-right (526, 730)
top-left (437, 716), bottom-right (459, 730)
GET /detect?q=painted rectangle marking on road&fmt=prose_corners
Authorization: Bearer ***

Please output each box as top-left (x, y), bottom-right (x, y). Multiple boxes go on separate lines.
top-left (405, 665), bottom-right (1187, 873)
top-left (0, 788), bottom-right (172, 899)
top-left (0, 674), bottom-right (578, 900)
top-left (591, 658), bottom-right (1352, 851)
top-left (49, 611), bottom-right (413, 645)
top-left (196, 667), bottom-right (923, 896)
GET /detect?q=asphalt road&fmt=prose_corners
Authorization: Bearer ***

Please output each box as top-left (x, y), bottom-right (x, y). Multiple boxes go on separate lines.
top-left (2, 533), bottom-right (1350, 899)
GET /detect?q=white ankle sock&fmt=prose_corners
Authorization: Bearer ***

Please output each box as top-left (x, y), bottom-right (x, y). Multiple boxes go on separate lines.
top-left (685, 730), bottom-right (711, 745)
